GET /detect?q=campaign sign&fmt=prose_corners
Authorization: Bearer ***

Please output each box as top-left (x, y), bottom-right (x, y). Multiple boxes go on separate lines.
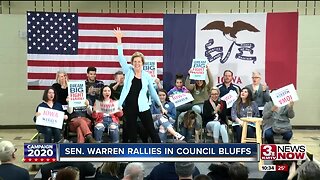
top-left (143, 60), bottom-right (157, 78)
top-left (261, 144), bottom-right (306, 161)
top-left (169, 93), bottom-right (194, 107)
top-left (36, 107), bottom-right (65, 129)
top-left (59, 143), bottom-right (258, 162)
top-left (270, 84), bottom-right (298, 107)
top-left (96, 100), bottom-right (119, 114)
top-left (68, 81), bottom-right (86, 107)
top-left (221, 90), bottom-right (238, 108)
top-left (24, 143), bottom-right (57, 163)
top-left (190, 59), bottom-right (207, 80)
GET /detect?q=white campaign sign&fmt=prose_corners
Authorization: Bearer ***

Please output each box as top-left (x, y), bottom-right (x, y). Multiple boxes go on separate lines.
top-left (143, 60), bottom-right (157, 79)
top-left (68, 81), bottom-right (86, 107)
top-left (169, 93), bottom-right (194, 107)
top-left (36, 107), bottom-right (65, 129)
top-left (95, 100), bottom-right (119, 115)
top-left (270, 84), bottom-right (299, 107)
top-left (221, 90), bottom-right (239, 108)
top-left (190, 59), bottom-right (207, 80)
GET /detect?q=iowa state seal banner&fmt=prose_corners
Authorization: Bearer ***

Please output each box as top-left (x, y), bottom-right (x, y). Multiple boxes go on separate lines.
top-left (163, 12), bottom-right (298, 90)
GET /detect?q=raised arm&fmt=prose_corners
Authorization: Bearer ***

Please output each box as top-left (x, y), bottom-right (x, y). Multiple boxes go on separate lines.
top-left (185, 74), bottom-right (194, 91)
top-left (207, 66), bottom-right (214, 89)
top-left (114, 27), bottom-right (130, 73)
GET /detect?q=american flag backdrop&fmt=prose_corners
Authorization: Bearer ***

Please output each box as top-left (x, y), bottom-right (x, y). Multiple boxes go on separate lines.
top-left (27, 12), bottom-right (164, 90)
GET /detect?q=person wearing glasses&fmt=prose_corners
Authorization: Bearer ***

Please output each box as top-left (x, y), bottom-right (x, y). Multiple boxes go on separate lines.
top-left (0, 140), bottom-right (30, 180)
top-left (245, 71), bottom-right (271, 117)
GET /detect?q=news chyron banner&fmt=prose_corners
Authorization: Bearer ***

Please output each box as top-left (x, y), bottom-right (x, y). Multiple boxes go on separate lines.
top-left (24, 143), bottom-right (258, 162)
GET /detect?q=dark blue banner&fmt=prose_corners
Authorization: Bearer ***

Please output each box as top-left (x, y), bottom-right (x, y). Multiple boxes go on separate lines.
top-left (58, 143), bottom-right (259, 162)
top-left (24, 143), bottom-right (57, 163)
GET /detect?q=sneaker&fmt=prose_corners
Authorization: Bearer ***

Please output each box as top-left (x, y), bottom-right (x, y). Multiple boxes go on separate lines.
top-left (85, 135), bottom-right (96, 143)
top-left (174, 133), bottom-right (185, 141)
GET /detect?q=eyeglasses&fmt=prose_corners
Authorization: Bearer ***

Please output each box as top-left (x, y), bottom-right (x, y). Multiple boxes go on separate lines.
top-left (252, 77), bottom-right (260, 79)
top-left (211, 93), bottom-right (219, 96)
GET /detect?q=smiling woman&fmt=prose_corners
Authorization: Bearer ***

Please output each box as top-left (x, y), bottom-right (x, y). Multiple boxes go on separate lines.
top-left (113, 27), bottom-right (166, 143)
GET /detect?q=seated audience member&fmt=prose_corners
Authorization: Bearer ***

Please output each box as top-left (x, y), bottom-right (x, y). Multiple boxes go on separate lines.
top-left (194, 174), bottom-right (212, 180)
top-left (231, 87), bottom-right (259, 143)
top-left (110, 71), bottom-right (125, 100)
top-left (217, 70), bottom-right (241, 118)
top-left (123, 162), bottom-right (144, 180)
top-left (95, 162), bottom-right (120, 180)
top-left (85, 66), bottom-right (104, 103)
top-left (263, 160), bottom-right (296, 180)
top-left (93, 85), bottom-right (123, 143)
top-left (186, 65), bottom-right (213, 114)
top-left (228, 163), bottom-right (249, 180)
top-left (178, 110), bottom-right (202, 143)
top-left (288, 161), bottom-right (320, 180)
top-left (263, 99), bottom-right (295, 144)
top-left (203, 87), bottom-right (228, 143)
top-left (67, 99), bottom-right (95, 143)
top-left (56, 166), bottom-right (80, 180)
top-left (34, 87), bottom-right (68, 143)
top-left (150, 89), bottom-right (185, 142)
top-left (207, 163), bottom-right (230, 180)
top-left (40, 161), bottom-right (95, 180)
top-left (52, 70), bottom-right (69, 107)
top-left (175, 162), bottom-right (196, 180)
top-left (0, 140), bottom-right (29, 180)
top-left (168, 74), bottom-right (193, 118)
top-left (245, 71), bottom-right (271, 117)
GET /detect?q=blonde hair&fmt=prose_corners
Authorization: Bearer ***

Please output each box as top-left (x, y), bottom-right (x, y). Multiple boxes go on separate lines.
top-left (210, 87), bottom-right (220, 95)
top-left (55, 70), bottom-right (69, 84)
top-left (131, 52), bottom-right (145, 65)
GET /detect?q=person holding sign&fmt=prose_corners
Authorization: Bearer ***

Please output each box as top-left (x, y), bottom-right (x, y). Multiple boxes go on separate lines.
top-left (67, 98), bottom-right (95, 143)
top-left (93, 85), bottom-right (123, 143)
top-left (168, 74), bottom-right (193, 119)
top-left (150, 89), bottom-right (185, 142)
top-left (231, 87), bottom-right (259, 143)
top-left (262, 98), bottom-right (295, 144)
top-left (34, 87), bottom-right (68, 143)
top-left (186, 65), bottom-right (213, 114)
top-left (217, 70), bottom-right (241, 117)
top-left (114, 27), bottom-right (165, 143)
top-left (203, 87), bottom-right (228, 143)
top-left (245, 71), bottom-right (271, 117)
top-left (52, 70), bottom-right (69, 108)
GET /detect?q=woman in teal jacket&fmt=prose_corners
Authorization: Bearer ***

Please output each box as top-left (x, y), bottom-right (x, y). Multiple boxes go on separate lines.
top-left (114, 27), bottom-right (166, 143)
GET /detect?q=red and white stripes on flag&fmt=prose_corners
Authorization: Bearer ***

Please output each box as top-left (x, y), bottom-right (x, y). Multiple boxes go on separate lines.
top-left (27, 13), bottom-right (164, 90)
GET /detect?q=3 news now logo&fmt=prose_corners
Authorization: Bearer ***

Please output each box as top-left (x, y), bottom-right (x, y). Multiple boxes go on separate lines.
top-left (261, 144), bottom-right (306, 160)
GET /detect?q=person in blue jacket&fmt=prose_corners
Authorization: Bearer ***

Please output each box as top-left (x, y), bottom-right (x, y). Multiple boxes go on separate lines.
top-left (114, 27), bottom-right (166, 143)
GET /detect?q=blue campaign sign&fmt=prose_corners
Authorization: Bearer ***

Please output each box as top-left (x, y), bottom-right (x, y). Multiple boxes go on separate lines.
top-left (58, 143), bottom-right (259, 162)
